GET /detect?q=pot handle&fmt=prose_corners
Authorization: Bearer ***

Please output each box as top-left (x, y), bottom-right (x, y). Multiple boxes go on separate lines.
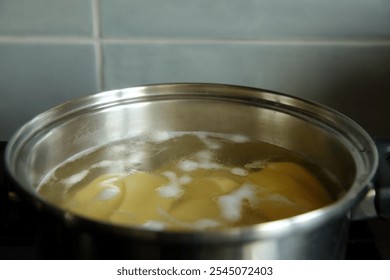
top-left (374, 139), bottom-right (390, 219)
top-left (351, 139), bottom-right (390, 221)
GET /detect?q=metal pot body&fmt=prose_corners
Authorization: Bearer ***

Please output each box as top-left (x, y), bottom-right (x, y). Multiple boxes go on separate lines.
top-left (5, 84), bottom-right (378, 259)
top-left (35, 212), bottom-right (350, 259)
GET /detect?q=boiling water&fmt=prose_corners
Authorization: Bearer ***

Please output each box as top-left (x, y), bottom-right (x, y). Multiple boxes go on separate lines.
top-left (38, 131), bottom-right (340, 231)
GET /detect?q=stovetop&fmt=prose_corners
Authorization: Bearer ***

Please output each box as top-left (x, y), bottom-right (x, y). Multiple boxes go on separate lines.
top-left (1, 141), bottom-right (390, 260)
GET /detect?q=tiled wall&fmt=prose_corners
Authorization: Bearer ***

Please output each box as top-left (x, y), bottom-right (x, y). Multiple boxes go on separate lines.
top-left (1, 0), bottom-right (389, 140)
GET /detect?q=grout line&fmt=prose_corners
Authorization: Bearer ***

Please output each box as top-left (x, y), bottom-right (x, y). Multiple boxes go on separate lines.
top-left (0, 36), bottom-right (96, 44)
top-left (101, 38), bottom-right (390, 46)
top-left (92, 0), bottom-right (104, 92)
top-left (92, 0), bottom-right (100, 39)
top-left (0, 36), bottom-right (390, 46)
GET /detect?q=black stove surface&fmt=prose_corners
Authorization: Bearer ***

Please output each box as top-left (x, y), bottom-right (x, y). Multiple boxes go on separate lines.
top-left (1, 141), bottom-right (390, 260)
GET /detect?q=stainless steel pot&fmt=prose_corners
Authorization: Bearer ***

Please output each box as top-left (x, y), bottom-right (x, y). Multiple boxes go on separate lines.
top-left (4, 83), bottom-right (388, 259)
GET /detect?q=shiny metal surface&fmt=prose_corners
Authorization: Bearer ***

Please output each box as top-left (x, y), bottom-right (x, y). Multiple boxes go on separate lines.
top-left (351, 189), bottom-right (377, 220)
top-left (5, 83), bottom-right (378, 259)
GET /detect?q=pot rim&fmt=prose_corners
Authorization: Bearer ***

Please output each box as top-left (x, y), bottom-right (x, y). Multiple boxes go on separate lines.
top-left (5, 83), bottom-right (379, 241)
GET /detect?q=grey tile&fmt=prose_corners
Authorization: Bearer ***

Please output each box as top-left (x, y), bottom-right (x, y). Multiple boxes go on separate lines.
top-left (100, 0), bottom-right (390, 39)
top-left (102, 43), bottom-right (390, 137)
top-left (0, 43), bottom-right (97, 140)
top-left (0, 0), bottom-right (93, 36)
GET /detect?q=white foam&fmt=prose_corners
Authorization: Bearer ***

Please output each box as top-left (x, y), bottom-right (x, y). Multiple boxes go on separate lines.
top-left (96, 186), bottom-right (121, 200)
top-left (128, 151), bottom-right (146, 164)
top-left (38, 145), bottom-right (103, 188)
top-left (61, 170), bottom-right (89, 188)
top-left (108, 144), bottom-right (129, 154)
top-left (226, 134), bottom-right (249, 143)
top-left (194, 150), bottom-right (222, 169)
top-left (178, 160), bottom-right (199, 171)
top-left (91, 160), bottom-right (114, 169)
top-left (230, 167), bottom-right (249, 176)
top-left (148, 131), bottom-right (187, 143)
top-left (266, 193), bottom-right (294, 205)
top-left (193, 219), bottom-right (221, 229)
top-left (142, 220), bottom-right (166, 230)
top-left (178, 175), bottom-right (192, 185)
top-left (218, 183), bottom-right (257, 222)
top-left (178, 152), bottom-right (224, 171)
top-left (206, 141), bottom-right (221, 150)
top-left (201, 138), bottom-right (221, 150)
top-left (245, 160), bottom-right (268, 169)
top-left (149, 131), bottom-right (172, 142)
top-left (159, 171), bottom-right (190, 198)
top-left (162, 171), bottom-right (177, 181)
top-left (195, 132), bottom-right (208, 139)
top-left (195, 150), bottom-right (213, 162)
top-left (157, 208), bottom-right (222, 230)
top-left (158, 183), bottom-right (183, 198)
